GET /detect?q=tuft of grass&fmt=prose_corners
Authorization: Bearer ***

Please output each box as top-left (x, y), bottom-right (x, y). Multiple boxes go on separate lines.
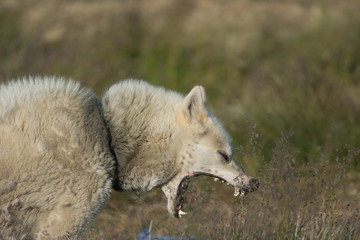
top-left (224, 127), bottom-right (360, 239)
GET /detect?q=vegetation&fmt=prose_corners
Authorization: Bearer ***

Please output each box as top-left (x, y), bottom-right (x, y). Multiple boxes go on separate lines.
top-left (0, 0), bottom-right (359, 238)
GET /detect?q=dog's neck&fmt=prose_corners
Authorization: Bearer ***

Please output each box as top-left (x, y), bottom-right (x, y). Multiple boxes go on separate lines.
top-left (101, 81), bottom-right (184, 192)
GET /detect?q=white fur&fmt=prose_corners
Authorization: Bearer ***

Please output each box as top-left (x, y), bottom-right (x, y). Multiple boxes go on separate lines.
top-left (0, 76), bottom-right (115, 239)
top-left (0, 76), bottom-right (87, 120)
top-left (0, 76), bottom-right (256, 239)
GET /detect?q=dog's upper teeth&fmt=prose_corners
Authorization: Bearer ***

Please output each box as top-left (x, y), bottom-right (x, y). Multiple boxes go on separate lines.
top-left (241, 191), bottom-right (245, 197)
top-left (221, 180), bottom-right (226, 183)
top-left (234, 188), bottom-right (240, 197)
top-left (178, 209), bottom-right (187, 216)
top-left (214, 177), bottom-right (220, 181)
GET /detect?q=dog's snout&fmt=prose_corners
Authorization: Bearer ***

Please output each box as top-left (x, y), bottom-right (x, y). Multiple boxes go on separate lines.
top-left (250, 178), bottom-right (259, 191)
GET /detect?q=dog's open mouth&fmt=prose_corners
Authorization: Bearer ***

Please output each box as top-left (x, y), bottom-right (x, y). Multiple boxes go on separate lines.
top-left (173, 174), bottom-right (251, 218)
top-left (174, 177), bottom-right (190, 217)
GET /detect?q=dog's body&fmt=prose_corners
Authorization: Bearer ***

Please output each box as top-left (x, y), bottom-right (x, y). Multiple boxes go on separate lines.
top-left (0, 78), bottom-right (115, 239)
top-left (0, 77), bottom-right (258, 239)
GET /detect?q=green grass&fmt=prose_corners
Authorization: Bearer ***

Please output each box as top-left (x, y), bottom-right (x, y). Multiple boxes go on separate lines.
top-left (0, 0), bottom-right (359, 238)
top-left (85, 129), bottom-right (360, 239)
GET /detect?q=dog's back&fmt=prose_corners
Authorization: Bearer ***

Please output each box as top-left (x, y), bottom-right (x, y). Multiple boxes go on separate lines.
top-left (0, 77), bottom-right (115, 239)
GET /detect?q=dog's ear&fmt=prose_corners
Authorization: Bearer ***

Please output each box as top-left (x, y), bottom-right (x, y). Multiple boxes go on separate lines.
top-left (181, 86), bottom-right (207, 123)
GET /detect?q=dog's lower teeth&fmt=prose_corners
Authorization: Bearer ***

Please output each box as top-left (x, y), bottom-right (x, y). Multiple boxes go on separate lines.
top-left (178, 209), bottom-right (187, 216)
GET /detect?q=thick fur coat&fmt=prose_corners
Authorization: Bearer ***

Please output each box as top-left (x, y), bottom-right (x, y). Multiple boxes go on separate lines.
top-left (0, 76), bottom-right (258, 239)
top-left (0, 77), bottom-right (115, 239)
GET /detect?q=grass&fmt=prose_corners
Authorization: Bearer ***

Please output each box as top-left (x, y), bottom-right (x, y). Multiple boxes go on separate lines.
top-left (0, 0), bottom-right (359, 238)
top-left (85, 127), bottom-right (360, 239)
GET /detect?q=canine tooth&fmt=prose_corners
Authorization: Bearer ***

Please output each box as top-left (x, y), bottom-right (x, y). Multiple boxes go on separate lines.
top-left (214, 178), bottom-right (220, 181)
top-left (234, 188), bottom-right (240, 197)
top-left (241, 191), bottom-right (245, 197)
top-left (226, 183), bottom-right (230, 186)
top-left (221, 180), bottom-right (226, 183)
top-left (178, 209), bottom-right (187, 215)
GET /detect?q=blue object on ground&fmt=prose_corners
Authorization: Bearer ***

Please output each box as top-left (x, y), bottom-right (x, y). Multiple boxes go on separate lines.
top-left (138, 229), bottom-right (195, 240)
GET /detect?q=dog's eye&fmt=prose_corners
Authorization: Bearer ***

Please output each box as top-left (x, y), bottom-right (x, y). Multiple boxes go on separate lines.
top-left (218, 150), bottom-right (230, 163)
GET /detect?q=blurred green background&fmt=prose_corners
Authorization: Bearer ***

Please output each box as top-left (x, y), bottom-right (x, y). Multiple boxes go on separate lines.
top-left (1, 0), bottom-right (359, 238)
top-left (1, 0), bottom-right (359, 165)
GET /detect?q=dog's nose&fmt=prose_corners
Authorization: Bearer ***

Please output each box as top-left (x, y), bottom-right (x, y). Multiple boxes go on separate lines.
top-left (250, 178), bottom-right (259, 191)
